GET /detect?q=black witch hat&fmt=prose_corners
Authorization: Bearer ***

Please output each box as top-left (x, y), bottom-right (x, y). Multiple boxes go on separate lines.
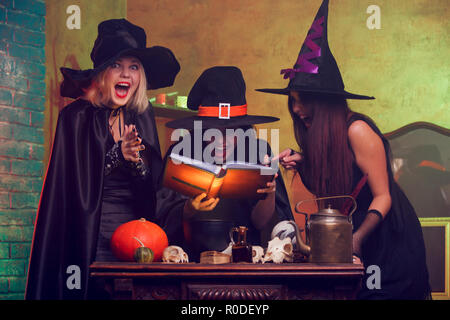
top-left (166, 66), bottom-right (279, 130)
top-left (256, 0), bottom-right (374, 100)
top-left (396, 144), bottom-right (450, 182)
top-left (60, 19), bottom-right (180, 99)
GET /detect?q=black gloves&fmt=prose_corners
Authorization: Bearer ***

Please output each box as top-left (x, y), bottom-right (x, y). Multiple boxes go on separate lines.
top-left (352, 209), bottom-right (383, 259)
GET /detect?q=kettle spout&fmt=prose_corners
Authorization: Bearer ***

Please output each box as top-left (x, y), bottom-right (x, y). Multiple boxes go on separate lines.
top-left (287, 220), bottom-right (311, 256)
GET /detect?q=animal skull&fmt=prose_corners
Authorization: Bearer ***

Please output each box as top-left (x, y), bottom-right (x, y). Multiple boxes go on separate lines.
top-left (262, 237), bottom-right (293, 264)
top-left (252, 246), bottom-right (264, 263)
top-left (162, 245), bottom-right (189, 263)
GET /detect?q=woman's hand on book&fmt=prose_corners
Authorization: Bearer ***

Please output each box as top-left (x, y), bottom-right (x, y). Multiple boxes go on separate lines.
top-left (252, 174), bottom-right (277, 229)
top-left (256, 173), bottom-right (277, 195)
top-left (121, 124), bottom-right (146, 163)
top-left (187, 193), bottom-right (220, 212)
top-left (273, 148), bottom-right (302, 170)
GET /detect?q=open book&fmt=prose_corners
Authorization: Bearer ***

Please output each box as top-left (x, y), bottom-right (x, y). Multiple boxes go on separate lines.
top-left (162, 153), bottom-right (277, 200)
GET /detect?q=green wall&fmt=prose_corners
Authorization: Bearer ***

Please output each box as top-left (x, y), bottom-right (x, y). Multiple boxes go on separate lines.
top-left (45, 0), bottom-right (449, 158)
top-left (44, 0), bottom-right (449, 161)
top-left (1, 0), bottom-right (46, 300)
top-left (45, 0), bottom-right (127, 166)
top-left (128, 0), bottom-right (449, 155)
top-left (332, 0), bottom-right (449, 132)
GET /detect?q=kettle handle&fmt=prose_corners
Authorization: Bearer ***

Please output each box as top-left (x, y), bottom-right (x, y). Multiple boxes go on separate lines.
top-left (295, 195), bottom-right (357, 221)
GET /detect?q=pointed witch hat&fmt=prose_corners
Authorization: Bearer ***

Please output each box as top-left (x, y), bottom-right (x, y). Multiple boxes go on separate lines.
top-left (256, 0), bottom-right (374, 100)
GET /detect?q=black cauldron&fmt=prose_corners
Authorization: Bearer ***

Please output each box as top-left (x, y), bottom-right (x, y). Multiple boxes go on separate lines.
top-left (185, 219), bottom-right (235, 262)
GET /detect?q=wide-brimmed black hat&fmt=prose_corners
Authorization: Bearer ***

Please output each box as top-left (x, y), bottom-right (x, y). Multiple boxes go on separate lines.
top-left (60, 19), bottom-right (181, 99)
top-left (395, 144), bottom-right (450, 182)
top-left (166, 66), bottom-right (279, 130)
top-left (256, 0), bottom-right (374, 100)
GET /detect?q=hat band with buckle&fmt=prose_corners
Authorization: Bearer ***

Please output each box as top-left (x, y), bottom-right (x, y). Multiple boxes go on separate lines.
top-left (197, 104), bottom-right (247, 119)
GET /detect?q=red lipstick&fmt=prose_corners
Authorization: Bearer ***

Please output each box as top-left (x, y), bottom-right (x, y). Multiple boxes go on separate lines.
top-left (115, 81), bottom-right (130, 98)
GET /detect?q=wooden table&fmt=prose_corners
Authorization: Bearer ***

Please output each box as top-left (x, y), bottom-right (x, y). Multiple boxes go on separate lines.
top-left (89, 262), bottom-right (364, 300)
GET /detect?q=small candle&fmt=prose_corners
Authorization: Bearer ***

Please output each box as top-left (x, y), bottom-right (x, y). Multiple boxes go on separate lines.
top-left (156, 93), bottom-right (166, 105)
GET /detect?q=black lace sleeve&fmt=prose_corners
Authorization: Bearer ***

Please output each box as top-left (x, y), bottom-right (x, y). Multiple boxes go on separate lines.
top-left (104, 141), bottom-right (149, 178)
top-left (104, 141), bottom-right (125, 176)
top-left (124, 153), bottom-right (149, 177)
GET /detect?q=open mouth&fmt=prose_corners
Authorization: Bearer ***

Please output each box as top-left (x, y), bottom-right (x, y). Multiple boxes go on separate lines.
top-left (115, 82), bottom-right (130, 98)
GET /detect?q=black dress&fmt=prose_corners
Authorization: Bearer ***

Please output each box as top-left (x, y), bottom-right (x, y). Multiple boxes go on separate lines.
top-left (94, 128), bottom-right (149, 262)
top-left (348, 114), bottom-right (430, 299)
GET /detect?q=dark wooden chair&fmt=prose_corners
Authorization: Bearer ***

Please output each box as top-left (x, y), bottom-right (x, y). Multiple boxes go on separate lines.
top-left (385, 122), bottom-right (450, 299)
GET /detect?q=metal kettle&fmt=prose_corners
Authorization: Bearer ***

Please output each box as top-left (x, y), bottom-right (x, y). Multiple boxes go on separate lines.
top-left (291, 195), bottom-right (357, 263)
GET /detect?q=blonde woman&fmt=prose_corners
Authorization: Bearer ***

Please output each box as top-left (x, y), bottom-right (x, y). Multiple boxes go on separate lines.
top-left (26, 19), bottom-right (180, 300)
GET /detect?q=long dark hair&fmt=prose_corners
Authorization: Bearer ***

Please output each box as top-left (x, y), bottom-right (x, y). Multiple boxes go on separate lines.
top-left (288, 93), bottom-right (354, 204)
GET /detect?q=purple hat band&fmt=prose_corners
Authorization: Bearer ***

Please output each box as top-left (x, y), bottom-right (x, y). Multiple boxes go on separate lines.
top-left (281, 16), bottom-right (324, 78)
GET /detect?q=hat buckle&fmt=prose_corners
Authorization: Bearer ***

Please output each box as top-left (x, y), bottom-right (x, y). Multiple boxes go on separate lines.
top-left (219, 103), bottom-right (231, 119)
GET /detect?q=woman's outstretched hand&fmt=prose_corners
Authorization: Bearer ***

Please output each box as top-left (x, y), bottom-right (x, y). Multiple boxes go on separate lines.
top-left (272, 148), bottom-right (302, 170)
top-left (121, 124), bottom-right (145, 163)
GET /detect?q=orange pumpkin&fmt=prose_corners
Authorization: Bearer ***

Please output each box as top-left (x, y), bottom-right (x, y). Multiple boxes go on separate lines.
top-left (110, 218), bottom-right (168, 262)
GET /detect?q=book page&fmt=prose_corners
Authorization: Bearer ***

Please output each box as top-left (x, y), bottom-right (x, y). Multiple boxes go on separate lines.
top-left (224, 161), bottom-right (278, 176)
top-left (169, 153), bottom-right (222, 175)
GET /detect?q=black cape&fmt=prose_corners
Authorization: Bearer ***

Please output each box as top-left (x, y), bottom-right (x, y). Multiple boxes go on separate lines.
top-left (25, 99), bottom-right (162, 300)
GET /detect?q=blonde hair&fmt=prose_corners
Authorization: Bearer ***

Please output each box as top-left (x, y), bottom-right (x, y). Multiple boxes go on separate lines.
top-left (83, 57), bottom-right (149, 113)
